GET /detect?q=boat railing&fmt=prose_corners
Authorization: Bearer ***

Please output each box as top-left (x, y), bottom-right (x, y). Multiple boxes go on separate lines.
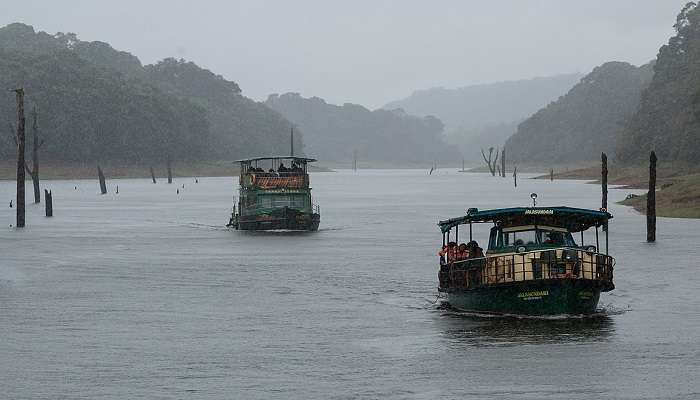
top-left (439, 247), bottom-right (614, 289)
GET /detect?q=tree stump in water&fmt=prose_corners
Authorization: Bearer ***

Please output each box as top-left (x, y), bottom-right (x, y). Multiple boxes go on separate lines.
top-left (150, 166), bottom-right (157, 184)
top-left (167, 158), bottom-right (173, 184)
top-left (97, 165), bottom-right (107, 194)
top-left (14, 88), bottom-right (26, 228)
top-left (44, 189), bottom-right (53, 217)
top-left (647, 151), bottom-right (657, 242)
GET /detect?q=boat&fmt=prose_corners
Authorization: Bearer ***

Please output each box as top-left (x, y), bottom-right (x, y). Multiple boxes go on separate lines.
top-left (437, 205), bottom-right (614, 316)
top-left (227, 156), bottom-right (320, 231)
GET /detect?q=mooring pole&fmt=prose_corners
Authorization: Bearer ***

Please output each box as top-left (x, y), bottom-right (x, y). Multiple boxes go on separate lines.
top-left (601, 152), bottom-right (608, 211)
top-left (14, 88), bottom-right (26, 228)
top-left (44, 189), bottom-right (53, 217)
top-left (647, 151), bottom-right (657, 243)
top-left (513, 166), bottom-right (517, 187)
top-left (97, 165), bottom-right (107, 194)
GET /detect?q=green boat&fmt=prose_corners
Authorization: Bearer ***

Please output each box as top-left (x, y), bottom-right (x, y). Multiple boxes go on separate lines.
top-left (437, 206), bottom-right (614, 316)
top-left (227, 156), bottom-right (320, 231)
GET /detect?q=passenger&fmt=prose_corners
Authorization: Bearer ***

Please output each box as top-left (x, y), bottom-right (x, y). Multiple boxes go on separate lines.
top-left (438, 242), bottom-right (458, 264)
top-left (457, 243), bottom-right (470, 260)
top-left (278, 163), bottom-right (288, 173)
top-left (544, 232), bottom-right (564, 245)
top-left (468, 240), bottom-right (484, 258)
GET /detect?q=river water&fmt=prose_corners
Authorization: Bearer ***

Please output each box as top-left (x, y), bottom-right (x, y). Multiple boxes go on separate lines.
top-left (1, 169), bottom-right (699, 399)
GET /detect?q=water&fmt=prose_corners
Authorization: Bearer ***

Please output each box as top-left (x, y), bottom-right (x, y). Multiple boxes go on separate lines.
top-left (1, 170), bottom-right (699, 399)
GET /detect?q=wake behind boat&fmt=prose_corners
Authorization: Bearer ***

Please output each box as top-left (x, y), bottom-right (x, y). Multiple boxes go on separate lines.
top-left (437, 205), bottom-right (614, 316)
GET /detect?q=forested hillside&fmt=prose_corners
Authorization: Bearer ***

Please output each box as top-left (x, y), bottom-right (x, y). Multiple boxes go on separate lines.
top-left (617, 3), bottom-right (700, 164)
top-left (0, 23), bottom-right (298, 163)
top-left (0, 49), bottom-right (207, 163)
top-left (506, 62), bottom-right (653, 164)
top-left (265, 93), bottom-right (459, 163)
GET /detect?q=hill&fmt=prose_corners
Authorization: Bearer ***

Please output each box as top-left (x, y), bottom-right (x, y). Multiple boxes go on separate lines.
top-left (0, 23), bottom-right (298, 163)
top-left (505, 61), bottom-right (654, 164)
top-left (617, 3), bottom-right (700, 165)
top-left (382, 74), bottom-right (582, 162)
top-left (265, 93), bottom-right (459, 164)
top-left (0, 49), bottom-right (208, 163)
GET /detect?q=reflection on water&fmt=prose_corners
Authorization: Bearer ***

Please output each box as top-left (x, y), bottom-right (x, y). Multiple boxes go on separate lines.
top-left (435, 302), bottom-right (615, 347)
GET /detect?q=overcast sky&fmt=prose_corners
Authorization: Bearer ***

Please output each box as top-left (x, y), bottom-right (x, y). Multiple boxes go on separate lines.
top-left (1, 0), bottom-right (684, 108)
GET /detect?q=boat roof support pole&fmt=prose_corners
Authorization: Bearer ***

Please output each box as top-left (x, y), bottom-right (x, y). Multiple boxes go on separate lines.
top-left (456, 225), bottom-right (459, 243)
top-left (469, 222), bottom-right (473, 241)
top-left (442, 232), bottom-right (445, 247)
top-left (605, 218), bottom-right (609, 255)
top-left (581, 231), bottom-right (584, 245)
top-left (595, 225), bottom-right (599, 250)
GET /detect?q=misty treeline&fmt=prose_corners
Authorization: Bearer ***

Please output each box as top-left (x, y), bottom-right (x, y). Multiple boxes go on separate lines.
top-left (508, 2), bottom-right (700, 166)
top-left (384, 74), bottom-right (582, 162)
top-left (0, 23), bottom-right (298, 164)
top-left (266, 93), bottom-right (460, 163)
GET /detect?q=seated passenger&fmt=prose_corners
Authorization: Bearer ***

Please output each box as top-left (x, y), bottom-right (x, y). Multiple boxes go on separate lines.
top-left (438, 242), bottom-right (458, 264)
top-left (457, 243), bottom-right (470, 260)
top-left (543, 232), bottom-right (564, 245)
top-left (468, 241), bottom-right (484, 258)
top-left (278, 163), bottom-right (288, 173)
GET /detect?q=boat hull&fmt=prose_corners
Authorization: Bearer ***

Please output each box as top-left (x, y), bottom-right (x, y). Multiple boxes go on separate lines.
top-left (443, 279), bottom-right (604, 316)
top-left (231, 207), bottom-right (320, 231)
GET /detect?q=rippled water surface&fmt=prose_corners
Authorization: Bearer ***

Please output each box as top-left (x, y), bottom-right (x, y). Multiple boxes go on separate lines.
top-left (2, 170), bottom-right (699, 399)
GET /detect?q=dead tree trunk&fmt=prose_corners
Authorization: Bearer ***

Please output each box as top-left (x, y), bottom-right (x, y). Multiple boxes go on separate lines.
top-left (601, 152), bottom-right (608, 211)
top-left (14, 89), bottom-right (26, 228)
top-left (44, 189), bottom-right (53, 217)
top-left (27, 106), bottom-right (43, 203)
top-left (647, 151), bottom-right (657, 243)
top-left (150, 166), bottom-right (157, 184)
top-left (497, 164), bottom-right (501, 177)
top-left (97, 165), bottom-right (107, 194)
top-left (167, 158), bottom-right (173, 184)
top-left (513, 166), bottom-right (517, 187)
top-left (501, 148), bottom-right (506, 177)
top-left (481, 147), bottom-right (499, 176)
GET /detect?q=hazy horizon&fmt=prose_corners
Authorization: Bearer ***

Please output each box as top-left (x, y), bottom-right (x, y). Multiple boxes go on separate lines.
top-left (1, 0), bottom-right (683, 108)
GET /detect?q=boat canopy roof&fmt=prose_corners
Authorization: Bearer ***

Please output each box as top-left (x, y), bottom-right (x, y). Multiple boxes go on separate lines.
top-left (234, 156), bottom-right (317, 163)
top-left (438, 206), bottom-right (612, 233)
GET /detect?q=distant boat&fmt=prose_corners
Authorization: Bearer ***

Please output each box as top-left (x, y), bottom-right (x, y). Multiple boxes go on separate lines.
top-left (227, 156), bottom-right (320, 231)
top-left (437, 206), bottom-right (614, 315)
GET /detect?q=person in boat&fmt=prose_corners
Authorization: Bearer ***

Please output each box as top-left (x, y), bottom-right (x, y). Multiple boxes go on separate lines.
top-left (278, 163), bottom-right (289, 173)
top-left (543, 231), bottom-right (564, 246)
top-left (438, 242), bottom-right (458, 264)
top-left (457, 243), bottom-right (470, 260)
top-left (468, 241), bottom-right (484, 258)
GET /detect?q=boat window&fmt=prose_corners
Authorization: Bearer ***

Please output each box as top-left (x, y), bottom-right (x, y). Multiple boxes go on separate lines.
top-left (489, 226), bottom-right (577, 250)
top-left (259, 194), bottom-right (308, 209)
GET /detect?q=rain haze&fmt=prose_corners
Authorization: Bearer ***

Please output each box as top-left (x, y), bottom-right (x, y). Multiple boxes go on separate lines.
top-left (5, 1), bottom-right (700, 399)
top-left (0, 0), bottom-right (682, 107)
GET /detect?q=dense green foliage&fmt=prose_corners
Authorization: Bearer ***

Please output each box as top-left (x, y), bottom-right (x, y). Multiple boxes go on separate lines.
top-left (266, 93), bottom-right (459, 163)
top-left (0, 49), bottom-right (208, 163)
top-left (617, 2), bottom-right (700, 164)
top-left (507, 62), bottom-right (653, 163)
top-left (145, 59), bottom-right (301, 159)
top-left (0, 23), bottom-right (298, 163)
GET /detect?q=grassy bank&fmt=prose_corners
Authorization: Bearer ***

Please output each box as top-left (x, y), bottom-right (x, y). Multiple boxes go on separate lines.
top-left (534, 162), bottom-right (700, 218)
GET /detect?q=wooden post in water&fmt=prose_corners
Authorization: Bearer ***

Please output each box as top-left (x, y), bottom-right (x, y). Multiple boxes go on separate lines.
top-left (647, 151), bottom-right (657, 242)
top-left (550, 168), bottom-right (554, 182)
top-left (150, 166), bottom-right (157, 184)
top-left (601, 152), bottom-right (608, 211)
top-left (353, 149), bottom-right (358, 172)
top-left (513, 166), bottom-right (517, 187)
top-left (14, 88), bottom-right (26, 228)
top-left (167, 157), bottom-right (173, 184)
top-left (44, 189), bottom-right (53, 217)
top-left (97, 165), bottom-right (107, 194)
top-left (28, 105), bottom-right (43, 203)
top-left (501, 148), bottom-right (506, 177)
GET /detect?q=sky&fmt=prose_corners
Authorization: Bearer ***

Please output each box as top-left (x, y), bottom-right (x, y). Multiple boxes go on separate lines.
top-left (0, 0), bottom-right (684, 108)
